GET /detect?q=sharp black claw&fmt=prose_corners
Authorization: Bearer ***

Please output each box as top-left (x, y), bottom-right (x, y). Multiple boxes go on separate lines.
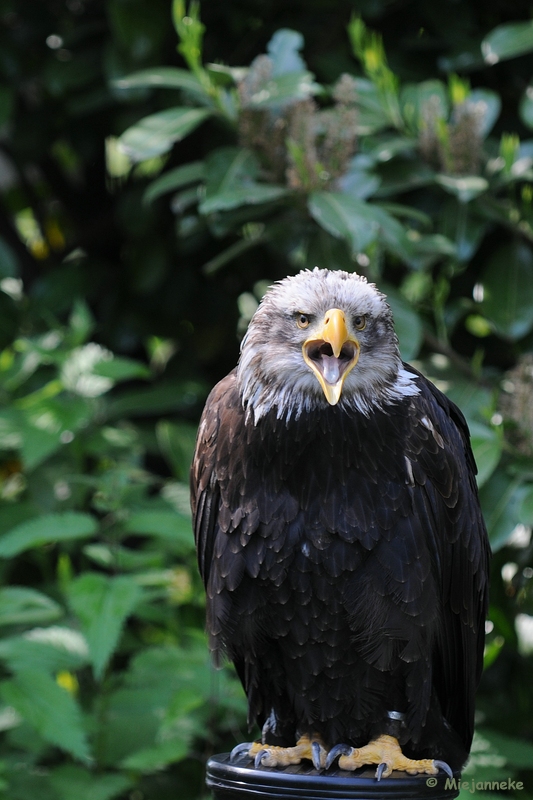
top-left (376, 762), bottom-right (387, 782)
top-left (312, 741), bottom-right (323, 770)
top-left (325, 743), bottom-right (353, 770)
top-left (254, 749), bottom-right (268, 769)
top-left (434, 760), bottom-right (453, 779)
top-left (230, 742), bottom-right (253, 762)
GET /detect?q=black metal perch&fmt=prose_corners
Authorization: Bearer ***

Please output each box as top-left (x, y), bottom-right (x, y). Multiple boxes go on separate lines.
top-left (206, 753), bottom-right (460, 799)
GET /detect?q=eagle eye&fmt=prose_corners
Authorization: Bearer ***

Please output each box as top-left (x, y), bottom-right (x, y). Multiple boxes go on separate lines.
top-left (296, 313), bottom-right (310, 329)
top-left (353, 314), bottom-right (366, 331)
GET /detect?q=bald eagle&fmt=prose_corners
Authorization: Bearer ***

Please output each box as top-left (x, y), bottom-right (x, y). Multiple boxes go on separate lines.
top-left (191, 268), bottom-right (489, 779)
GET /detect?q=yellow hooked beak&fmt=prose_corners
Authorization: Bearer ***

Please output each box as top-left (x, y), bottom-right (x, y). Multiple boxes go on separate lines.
top-left (302, 308), bottom-right (360, 405)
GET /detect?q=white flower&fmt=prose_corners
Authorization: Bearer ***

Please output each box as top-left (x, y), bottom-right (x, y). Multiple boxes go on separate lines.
top-left (61, 343), bottom-right (114, 397)
top-left (24, 626), bottom-right (89, 656)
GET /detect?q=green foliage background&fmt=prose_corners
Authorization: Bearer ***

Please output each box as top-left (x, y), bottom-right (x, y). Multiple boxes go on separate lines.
top-left (0, 1), bottom-right (532, 798)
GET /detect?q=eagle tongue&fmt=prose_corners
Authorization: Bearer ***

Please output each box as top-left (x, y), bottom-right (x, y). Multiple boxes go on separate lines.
top-left (321, 355), bottom-right (343, 385)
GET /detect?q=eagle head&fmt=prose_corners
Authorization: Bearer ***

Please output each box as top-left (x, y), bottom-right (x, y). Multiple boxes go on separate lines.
top-left (237, 268), bottom-right (419, 422)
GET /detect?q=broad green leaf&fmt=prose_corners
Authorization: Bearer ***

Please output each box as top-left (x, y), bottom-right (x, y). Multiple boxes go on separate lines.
top-left (0, 627), bottom-right (89, 674)
top-left (20, 425), bottom-right (61, 471)
top-left (200, 184), bottom-right (288, 214)
top-left (67, 573), bottom-right (141, 680)
top-left (204, 147), bottom-right (259, 208)
top-left (361, 134), bottom-right (416, 162)
top-left (144, 160), bottom-right (205, 205)
top-left (83, 544), bottom-right (164, 572)
top-left (92, 356), bottom-right (151, 381)
top-left (198, 146), bottom-right (289, 214)
top-left (245, 70), bottom-right (319, 108)
top-left (68, 299), bottom-right (94, 345)
top-left (444, 379), bottom-right (492, 430)
top-left (302, 227), bottom-right (358, 274)
top-left (482, 20), bottom-right (533, 65)
top-left (518, 485), bottom-right (533, 525)
top-left (124, 511), bottom-right (194, 556)
top-left (479, 729), bottom-right (533, 769)
top-left (0, 408), bottom-right (22, 450)
top-left (3, 769), bottom-right (57, 800)
top-left (483, 635), bottom-right (504, 670)
top-left (339, 154), bottom-right (381, 199)
top-left (171, 185), bottom-right (202, 214)
top-left (309, 192), bottom-right (415, 263)
top-left (468, 89), bottom-right (501, 137)
top-left (440, 200), bottom-right (487, 262)
top-left (97, 641), bottom-right (233, 766)
top-left (382, 285), bottom-right (423, 361)
top-left (400, 80), bottom-right (448, 130)
top-left (96, 645), bottom-right (193, 766)
top-left (266, 29), bottom-right (306, 75)
top-left (97, 686), bottom-right (166, 767)
top-left (374, 159), bottom-right (435, 197)
top-left (118, 107), bottom-right (211, 161)
top-left (119, 736), bottom-right (190, 771)
top-left (435, 174), bottom-right (488, 204)
top-left (124, 511), bottom-right (193, 553)
top-left (18, 392), bottom-right (93, 469)
top-left (478, 472), bottom-right (525, 551)
top-left (468, 422), bottom-right (502, 487)
top-left (203, 146), bottom-right (256, 196)
top-left (112, 67), bottom-right (205, 95)
top-left (360, 203), bottom-right (415, 262)
top-left (202, 236), bottom-right (264, 275)
top-left (409, 233), bottom-right (456, 270)
top-left (0, 587), bottom-right (62, 627)
top-left (308, 192), bottom-right (379, 254)
top-left (104, 379), bottom-right (207, 419)
top-left (401, 234), bottom-right (455, 272)
top-left (481, 241), bottom-right (533, 340)
top-left (50, 765), bottom-right (131, 800)
top-left (352, 77), bottom-right (391, 134)
top-left (0, 669), bottom-right (90, 760)
top-left (0, 512), bottom-right (98, 558)
top-left (156, 420), bottom-right (197, 481)
top-left (206, 63), bottom-right (246, 86)
top-left (375, 203), bottom-right (432, 227)
top-left (519, 86), bottom-right (533, 130)
top-left (0, 501), bottom-right (39, 534)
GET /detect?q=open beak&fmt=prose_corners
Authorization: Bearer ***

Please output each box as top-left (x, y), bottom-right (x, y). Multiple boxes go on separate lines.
top-left (302, 308), bottom-right (360, 405)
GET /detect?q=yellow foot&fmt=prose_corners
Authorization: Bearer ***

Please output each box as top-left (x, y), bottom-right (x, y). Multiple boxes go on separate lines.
top-left (325, 734), bottom-right (453, 780)
top-left (230, 734), bottom-right (328, 769)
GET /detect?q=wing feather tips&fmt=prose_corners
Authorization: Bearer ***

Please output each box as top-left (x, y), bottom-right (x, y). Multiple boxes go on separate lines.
top-left (407, 370), bottom-right (489, 753)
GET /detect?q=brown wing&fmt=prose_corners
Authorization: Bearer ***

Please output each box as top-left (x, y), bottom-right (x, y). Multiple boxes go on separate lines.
top-left (190, 371), bottom-right (239, 589)
top-left (404, 365), bottom-right (490, 751)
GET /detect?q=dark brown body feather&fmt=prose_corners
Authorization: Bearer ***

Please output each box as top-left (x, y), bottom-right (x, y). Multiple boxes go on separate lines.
top-left (191, 364), bottom-right (490, 769)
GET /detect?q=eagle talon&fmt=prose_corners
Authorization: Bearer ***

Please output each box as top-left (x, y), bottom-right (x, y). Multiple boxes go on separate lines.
top-left (333, 734), bottom-right (445, 776)
top-left (230, 742), bottom-right (254, 762)
top-left (312, 741), bottom-right (325, 770)
top-left (254, 748), bottom-right (269, 768)
top-left (325, 743), bottom-right (353, 769)
top-left (434, 760), bottom-right (454, 779)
